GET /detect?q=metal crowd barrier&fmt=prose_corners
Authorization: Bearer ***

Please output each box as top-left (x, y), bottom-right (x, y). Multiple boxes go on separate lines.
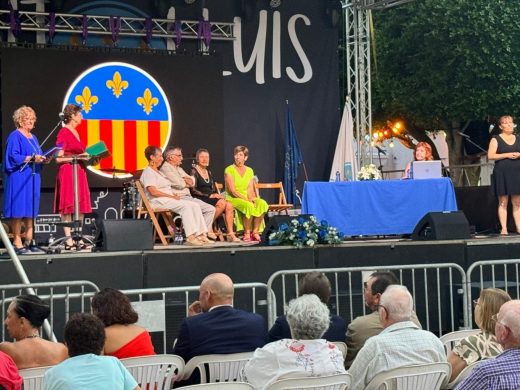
top-left (267, 263), bottom-right (468, 336)
top-left (0, 280), bottom-right (100, 342)
top-left (465, 259), bottom-right (520, 325)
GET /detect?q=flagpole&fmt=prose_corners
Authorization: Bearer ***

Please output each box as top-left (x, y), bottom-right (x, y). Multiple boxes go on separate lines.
top-left (285, 99), bottom-right (308, 181)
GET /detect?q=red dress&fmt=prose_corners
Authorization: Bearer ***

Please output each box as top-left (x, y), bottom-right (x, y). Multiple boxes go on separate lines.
top-left (105, 331), bottom-right (156, 359)
top-left (54, 127), bottom-right (92, 214)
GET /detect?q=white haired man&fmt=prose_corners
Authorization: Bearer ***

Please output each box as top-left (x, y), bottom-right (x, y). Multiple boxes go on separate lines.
top-left (348, 285), bottom-right (446, 390)
top-left (242, 294), bottom-right (346, 389)
top-left (456, 300), bottom-right (520, 389)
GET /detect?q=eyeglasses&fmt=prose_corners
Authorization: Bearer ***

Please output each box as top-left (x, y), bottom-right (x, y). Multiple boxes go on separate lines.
top-left (491, 314), bottom-right (507, 327)
top-left (473, 299), bottom-right (479, 308)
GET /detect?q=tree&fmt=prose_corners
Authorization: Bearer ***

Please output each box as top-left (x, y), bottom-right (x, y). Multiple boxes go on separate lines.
top-left (371, 0), bottom-right (520, 185)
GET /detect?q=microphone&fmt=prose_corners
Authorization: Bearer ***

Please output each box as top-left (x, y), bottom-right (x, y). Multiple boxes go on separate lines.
top-left (457, 131), bottom-right (470, 139)
top-left (59, 112), bottom-right (65, 120)
top-left (375, 145), bottom-right (386, 155)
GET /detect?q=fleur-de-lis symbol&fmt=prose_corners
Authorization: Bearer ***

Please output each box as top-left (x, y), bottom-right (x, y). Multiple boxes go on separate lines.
top-left (75, 87), bottom-right (98, 113)
top-left (106, 71), bottom-right (128, 98)
top-left (136, 88), bottom-right (159, 115)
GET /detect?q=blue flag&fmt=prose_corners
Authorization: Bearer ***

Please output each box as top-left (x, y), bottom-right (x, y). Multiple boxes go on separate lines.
top-left (283, 103), bottom-right (303, 205)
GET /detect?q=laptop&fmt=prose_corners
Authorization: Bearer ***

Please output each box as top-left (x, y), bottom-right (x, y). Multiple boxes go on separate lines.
top-left (411, 160), bottom-right (442, 179)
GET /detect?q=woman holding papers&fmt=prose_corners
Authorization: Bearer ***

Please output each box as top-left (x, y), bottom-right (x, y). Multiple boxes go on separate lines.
top-left (54, 103), bottom-right (92, 249)
top-left (3, 106), bottom-right (47, 255)
top-left (488, 115), bottom-right (520, 235)
top-left (402, 141), bottom-right (433, 179)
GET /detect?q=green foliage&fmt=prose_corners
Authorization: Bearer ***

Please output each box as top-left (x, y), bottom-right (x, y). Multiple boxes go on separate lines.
top-left (372, 0), bottom-right (520, 127)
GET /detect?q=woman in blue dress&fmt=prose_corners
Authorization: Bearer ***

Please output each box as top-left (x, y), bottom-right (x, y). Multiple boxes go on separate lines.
top-left (3, 106), bottom-right (47, 255)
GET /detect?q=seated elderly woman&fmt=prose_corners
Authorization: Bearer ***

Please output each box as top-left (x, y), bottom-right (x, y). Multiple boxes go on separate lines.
top-left (447, 287), bottom-right (511, 382)
top-left (224, 145), bottom-right (268, 242)
top-left (43, 313), bottom-right (140, 390)
top-left (92, 288), bottom-right (155, 359)
top-left (0, 295), bottom-right (68, 369)
top-left (268, 272), bottom-right (346, 342)
top-left (242, 294), bottom-right (346, 389)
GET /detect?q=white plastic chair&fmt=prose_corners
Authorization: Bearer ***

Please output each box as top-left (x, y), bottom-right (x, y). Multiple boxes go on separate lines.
top-left (332, 341), bottom-right (348, 360)
top-left (266, 373), bottom-right (352, 390)
top-left (439, 329), bottom-right (479, 354)
top-left (181, 352), bottom-right (254, 383)
top-left (182, 383), bottom-right (255, 389)
top-left (19, 365), bottom-right (53, 390)
top-left (121, 354), bottom-right (185, 390)
top-left (442, 359), bottom-right (486, 389)
top-left (364, 362), bottom-right (451, 390)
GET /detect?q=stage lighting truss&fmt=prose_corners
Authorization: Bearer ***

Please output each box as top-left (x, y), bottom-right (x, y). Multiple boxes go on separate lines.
top-left (342, 0), bottom-right (414, 10)
top-left (0, 10), bottom-right (235, 41)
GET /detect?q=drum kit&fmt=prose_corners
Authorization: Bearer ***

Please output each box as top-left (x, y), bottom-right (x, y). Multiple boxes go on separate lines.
top-left (98, 168), bottom-right (143, 219)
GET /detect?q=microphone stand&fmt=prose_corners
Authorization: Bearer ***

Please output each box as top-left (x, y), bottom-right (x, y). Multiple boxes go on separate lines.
top-left (460, 133), bottom-right (488, 154)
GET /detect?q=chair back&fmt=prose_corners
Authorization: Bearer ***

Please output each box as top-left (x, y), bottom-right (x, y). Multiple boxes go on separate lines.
top-left (121, 354), bottom-right (185, 390)
top-left (439, 329), bottom-right (479, 354)
top-left (19, 365), bottom-right (53, 390)
top-left (266, 373), bottom-right (352, 390)
top-left (364, 362), bottom-right (451, 390)
top-left (332, 341), bottom-right (347, 360)
top-left (134, 180), bottom-right (175, 245)
top-left (182, 352), bottom-right (254, 384)
top-left (443, 359), bottom-right (487, 389)
top-left (254, 182), bottom-right (293, 214)
top-left (182, 383), bottom-right (255, 389)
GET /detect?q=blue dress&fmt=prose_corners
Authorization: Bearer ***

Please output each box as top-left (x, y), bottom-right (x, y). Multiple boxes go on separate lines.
top-left (2, 129), bottom-right (43, 218)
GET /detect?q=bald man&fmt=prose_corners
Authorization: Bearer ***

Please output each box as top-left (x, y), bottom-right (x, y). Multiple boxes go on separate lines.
top-left (457, 300), bottom-right (520, 389)
top-left (173, 273), bottom-right (267, 363)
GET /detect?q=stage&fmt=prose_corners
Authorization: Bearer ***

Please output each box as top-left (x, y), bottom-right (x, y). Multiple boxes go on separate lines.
top-left (1, 234), bottom-right (519, 290)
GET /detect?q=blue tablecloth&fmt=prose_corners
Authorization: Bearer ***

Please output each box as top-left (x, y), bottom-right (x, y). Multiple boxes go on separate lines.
top-left (301, 178), bottom-right (458, 236)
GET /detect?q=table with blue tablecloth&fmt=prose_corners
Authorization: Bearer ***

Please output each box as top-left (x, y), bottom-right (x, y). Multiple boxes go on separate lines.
top-left (301, 178), bottom-right (458, 236)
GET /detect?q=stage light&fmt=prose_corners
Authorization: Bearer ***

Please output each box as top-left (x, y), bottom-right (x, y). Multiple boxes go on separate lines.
top-left (395, 122), bottom-right (402, 129)
top-left (373, 133), bottom-right (379, 140)
top-left (270, 0), bottom-right (282, 8)
top-left (378, 131), bottom-right (384, 139)
top-left (384, 130), bottom-right (389, 137)
top-left (389, 141), bottom-right (395, 148)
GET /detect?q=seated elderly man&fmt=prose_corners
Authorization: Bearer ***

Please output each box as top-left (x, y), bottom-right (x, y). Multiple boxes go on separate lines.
top-left (160, 147), bottom-right (217, 240)
top-left (268, 272), bottom-right (346, 342)
top-left (43, 313), bottom-right (140, 390)
top-left (242, 294), bottom-right (347, 390)
top-left (456, 300), bottom-right (520, 389)
top-left (348, 285), bottom-right (446, 390)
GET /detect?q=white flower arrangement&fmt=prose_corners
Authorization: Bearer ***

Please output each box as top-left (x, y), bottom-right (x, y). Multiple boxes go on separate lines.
top-left (357, 164), bottom-right (382, 181)
top-left (268, 215), bottom-right (342, 248)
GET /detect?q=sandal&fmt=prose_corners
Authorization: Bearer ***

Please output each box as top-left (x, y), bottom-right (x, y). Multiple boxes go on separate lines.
top-left (251, 232), bottom-right (261, 242)
top-left (227, 233), bottom-right (241, 242)
top-left (242, 233), bottom-right (252, 242)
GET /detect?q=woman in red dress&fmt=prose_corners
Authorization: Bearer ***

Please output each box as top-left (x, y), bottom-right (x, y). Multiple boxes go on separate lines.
top-left (54, 103), bottom-right (92, 249)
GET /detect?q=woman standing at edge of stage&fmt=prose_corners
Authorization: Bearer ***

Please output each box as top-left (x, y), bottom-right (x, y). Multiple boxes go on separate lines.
top-left (488, 115), bottom-right (520, 235)
top-left (3, 106), bottom-right (47, 255)
top-left (53, 103), bottom-right (93, 249)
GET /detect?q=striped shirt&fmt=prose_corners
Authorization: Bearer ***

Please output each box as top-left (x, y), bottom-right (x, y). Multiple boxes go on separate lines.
top-left (456, 348), bottom-right (520, 390)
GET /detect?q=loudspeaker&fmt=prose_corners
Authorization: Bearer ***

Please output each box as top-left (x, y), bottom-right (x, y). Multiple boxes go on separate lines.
top-left (261, 214), bottom-right (313, 243)
top-left (95, 219), bottom-right (154, 251)
top-left (412, 211), bottom-right (470, 240)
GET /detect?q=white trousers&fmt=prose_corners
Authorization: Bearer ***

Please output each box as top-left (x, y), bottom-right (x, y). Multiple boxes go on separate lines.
top-left (180, 195), bottom-right (216, 231)
top-left (150, 197), bottom-right (208, 237)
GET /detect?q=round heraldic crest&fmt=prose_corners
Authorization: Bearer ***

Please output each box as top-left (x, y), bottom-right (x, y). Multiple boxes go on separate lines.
top-left (63, 62), bottom-right (172, 178)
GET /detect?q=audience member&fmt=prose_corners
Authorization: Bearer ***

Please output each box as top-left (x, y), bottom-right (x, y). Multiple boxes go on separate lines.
top-left (191, 148), bottom-right (240, 242)
top-left (0, 295), bottom-right (67, 369)
top-left (345, 271), bottom-right (421, 367)
top-left (91, 288), bottom-right (155, 359)
top-left (0, 351), bottom-right (22, 390)
top-left (160, 147), bottom-right (217, 240)
top-left (348, 285), bottom-right (446, 390)
top-left (43, 313), bottom-right (140, 390)
top-left (268, 272), bottom-right (346, 342)
top-left (140, 145), bottom-right (211, 246)
top-left (224, 145), bottom-right (268, 242)
top-left (173, 273), bottom-right (266, 363)
top-left (242, 294), bottom-right (346, 389)
top-left (448, 288), bottom-right (511, 382)
top-left (456, 300), bottom-right (520, 389)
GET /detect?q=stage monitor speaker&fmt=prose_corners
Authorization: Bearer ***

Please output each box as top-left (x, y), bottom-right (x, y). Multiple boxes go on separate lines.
top-left (95, 219), bottom-right (154, 251)
top-left (261, 214), bottom-right (313, 243)
top-left (411, 211), bottom-right (470, 240)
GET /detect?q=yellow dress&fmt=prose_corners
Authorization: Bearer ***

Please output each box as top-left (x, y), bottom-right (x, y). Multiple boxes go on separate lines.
top-left (224, 164), bottom-right (268, 231)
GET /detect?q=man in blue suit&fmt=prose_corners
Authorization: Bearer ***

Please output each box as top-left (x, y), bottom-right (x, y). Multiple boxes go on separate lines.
top-left (173, 273), bottom-right (267, 363)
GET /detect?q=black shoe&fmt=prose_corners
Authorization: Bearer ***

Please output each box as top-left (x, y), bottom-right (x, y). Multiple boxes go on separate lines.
top-left (14, 247), bottom-right (30, 255)
top-left (26, 245), bottom-right (46, 254)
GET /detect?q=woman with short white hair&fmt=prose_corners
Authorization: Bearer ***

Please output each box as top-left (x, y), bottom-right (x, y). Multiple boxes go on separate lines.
top-left (242, 294), bottom-right (346, 390)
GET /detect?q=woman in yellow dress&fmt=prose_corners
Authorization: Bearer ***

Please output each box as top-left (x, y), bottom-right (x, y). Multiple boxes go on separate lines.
top-left (224, 145), bottom-right (268, 241)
